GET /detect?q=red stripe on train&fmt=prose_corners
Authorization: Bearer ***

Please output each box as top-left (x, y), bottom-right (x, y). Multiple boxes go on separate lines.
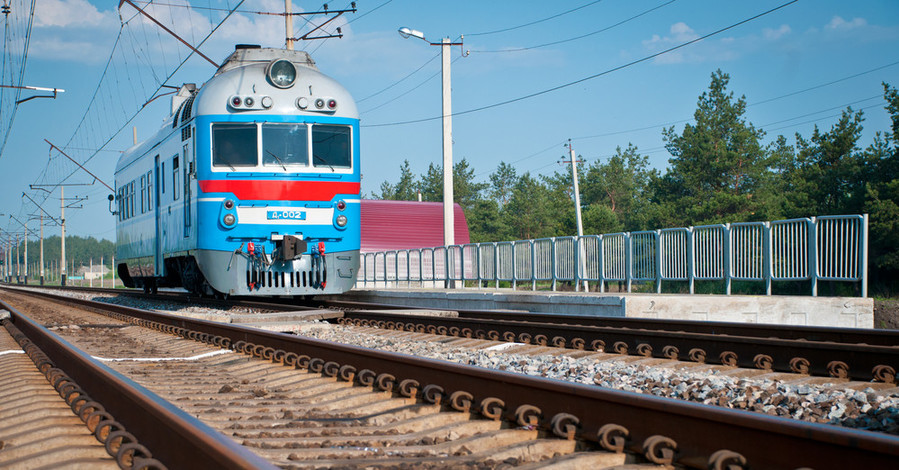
top-left (199, 180), bottom-right (360, 201)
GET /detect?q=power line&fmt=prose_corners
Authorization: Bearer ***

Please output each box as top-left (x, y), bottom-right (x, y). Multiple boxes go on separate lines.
top-left (358, 51), bottom-right (440, 103)
top-left (466, 0), bottom-right (605, 37)
top-left (364, 0), bottom-right (800, 128)
top-left (749, 59), bottom-right (899, 106)
top-left (473, 0), bottom-right (677, 53)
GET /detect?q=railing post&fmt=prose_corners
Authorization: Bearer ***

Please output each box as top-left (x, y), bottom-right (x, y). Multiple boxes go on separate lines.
top-left (688, 227), bottom-right (695, 294)
top-left (764, 222), bottom-right (772, 295)
top-left (599, 234), bottom-right (605, 293)
top-left (531, 241), bottom-right (537, 291)
top-left (725, 223), bottom-right (732, 295)
top-left (626, 232), bottom-right (632, 293)
top-left (655, 230), bottom-right (662, 293)
top-left (551, 238), bottom-right (557, 292)
top-left (494, 243), bottom-right (500, 289)
top-left (861, 214), bottom-right (868, 298)
top-left (809, 217), bottom-right (818, 297)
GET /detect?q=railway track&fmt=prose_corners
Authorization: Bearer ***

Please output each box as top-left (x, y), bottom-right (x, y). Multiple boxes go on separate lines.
top-left (2, 287), bottom-right (898, 469)
top-left (18, 284), bottom-right (899, 382)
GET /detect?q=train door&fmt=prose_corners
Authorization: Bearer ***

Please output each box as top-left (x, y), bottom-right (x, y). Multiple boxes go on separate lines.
top-left (183, 140), bottom-right (192, 237)
top-left (154, 155), bottom-right (164, 275)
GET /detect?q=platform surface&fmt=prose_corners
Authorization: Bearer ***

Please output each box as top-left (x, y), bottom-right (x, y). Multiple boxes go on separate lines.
top-left (325, 288), bottom-right (874, 329)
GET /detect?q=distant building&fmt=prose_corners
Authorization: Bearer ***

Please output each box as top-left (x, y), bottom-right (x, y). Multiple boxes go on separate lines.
top-left (78, 264), bottom-right (110, 280)
top-left (360, 199), bottom-right (470, 253)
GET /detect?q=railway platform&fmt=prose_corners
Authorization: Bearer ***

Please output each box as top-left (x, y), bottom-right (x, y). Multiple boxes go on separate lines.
top-left (328, 288), bottom-right (874, 328)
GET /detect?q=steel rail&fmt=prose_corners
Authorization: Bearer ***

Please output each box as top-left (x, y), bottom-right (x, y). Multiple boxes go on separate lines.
top-left (323, 297), bottom-right (898, 346)
top-left (338, 310), bottom-right (898, 381)
top-left (8, 287), bottom-right (899, 469)
top-left (0, 298), bottom-right (277, 470)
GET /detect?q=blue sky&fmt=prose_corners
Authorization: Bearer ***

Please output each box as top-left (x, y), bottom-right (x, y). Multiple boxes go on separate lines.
top-left (1, 0), bottom-right (897, 241)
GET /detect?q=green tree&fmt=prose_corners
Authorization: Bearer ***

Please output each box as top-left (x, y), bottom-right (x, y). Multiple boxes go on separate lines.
top-left (373, 160), bottom-right (417, 200)
top-left (488, 161), bottom-right (518, 207)
top-left (658, 69), bottom-right (771, 225)
top-left (787, 108), bottom-right (867, 217)
top-left (583, 144), bottom-right (659, 231)
top-left (416, 158), bottom-right (487, 212)
top-left (503, 173), bottom-right (559, 240)
top-left (863, 83), bottom-right (899, 288)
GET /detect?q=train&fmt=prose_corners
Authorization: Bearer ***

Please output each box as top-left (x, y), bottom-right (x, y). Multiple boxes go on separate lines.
top-left (113, 45), bottom-right (361, 297)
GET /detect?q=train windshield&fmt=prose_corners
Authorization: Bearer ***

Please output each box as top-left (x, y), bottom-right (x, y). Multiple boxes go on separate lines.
top-left (211, 122), bottom-right (352, 172)
top-left (312, 125), bottom-right (351, 170)
top-left (212, 124), bottom-right (256, 167)
top-left (262, 124), bottom-right (308, 168)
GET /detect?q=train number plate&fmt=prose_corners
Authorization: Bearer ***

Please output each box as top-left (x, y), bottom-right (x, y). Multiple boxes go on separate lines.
top-left (267, 210), bottom-right (306, 220)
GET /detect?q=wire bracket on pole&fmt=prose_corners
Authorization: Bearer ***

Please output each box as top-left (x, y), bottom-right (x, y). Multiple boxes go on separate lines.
top-left (45, 139), bottom-right (114, 192)
top-left (288, 3), bottom-right (357, 42)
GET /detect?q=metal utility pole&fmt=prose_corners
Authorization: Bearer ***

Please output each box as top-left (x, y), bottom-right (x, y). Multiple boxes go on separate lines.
top-left (39, 214), bottom-right (44, 285)
top-left (30, 184), bottom-right (87, 286)
top-left (61, 187), bottom-right (66, 285)
top-left (15, 233), bottom-right (20, 283)
top-left (9, 214), bottom-right (38, 284)
top-left (23, 192), bottom-right (61, 286)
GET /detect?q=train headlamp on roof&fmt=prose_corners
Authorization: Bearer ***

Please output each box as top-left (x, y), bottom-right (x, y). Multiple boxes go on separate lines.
top-left (267, 59), bottom-right (297, 88)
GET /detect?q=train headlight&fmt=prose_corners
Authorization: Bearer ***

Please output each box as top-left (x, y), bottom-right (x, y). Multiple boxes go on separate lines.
top-left (223, 213), bottom-right (236, 226)
top-left (224, 199), bottom-right (234, 209)
top-left (336, 200), bottom-right (346, 211)
top-left (267, 59), bottom-right (296, 89)
top-left (336, 215), bottom-right (348, 227)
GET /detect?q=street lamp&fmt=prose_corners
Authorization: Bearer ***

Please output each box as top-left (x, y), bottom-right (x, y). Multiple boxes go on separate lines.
top-left (398, 26), bottom-right (465, 250)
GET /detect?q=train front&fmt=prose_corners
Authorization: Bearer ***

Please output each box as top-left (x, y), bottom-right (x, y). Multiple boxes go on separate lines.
top-left (193, 46), bottom-right (360, 296)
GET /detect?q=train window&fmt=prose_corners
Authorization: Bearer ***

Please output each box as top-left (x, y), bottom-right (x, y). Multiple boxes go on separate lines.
top-left (128, 181), bottom-right (135, 219)
top-left (173, 156), bottom-right (180, 200)
top-left (212, 123), bottom-right (256, 168)
top-left (146, 171), bottom-right (152, 209)
top-left (312, 125), bottom-right (351, 170)
top-left (262, 123), bottom-right (308, 168)
top-left (140, 175), bottom-right (146, 214)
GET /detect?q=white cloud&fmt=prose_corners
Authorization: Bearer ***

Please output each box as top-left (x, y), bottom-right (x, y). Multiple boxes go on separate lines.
top-left (763, 24), bottom-right (792, 41)
top-left (826, 16), bottom-right (867, 31)
top-left (34, 0), bottom-right (114, 28)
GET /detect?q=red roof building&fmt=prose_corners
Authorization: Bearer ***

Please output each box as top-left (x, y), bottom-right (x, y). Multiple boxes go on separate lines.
top-left (360, 199), bottom-right (470, 253)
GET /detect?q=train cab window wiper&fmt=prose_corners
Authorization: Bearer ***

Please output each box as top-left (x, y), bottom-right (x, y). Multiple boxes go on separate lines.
top-left (265, 150), bottom-right (288, 171)
top-left (313, 154), bottom-right (335, 172)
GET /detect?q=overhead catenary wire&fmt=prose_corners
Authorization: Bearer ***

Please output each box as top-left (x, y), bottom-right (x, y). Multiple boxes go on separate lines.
top-left (30, 1), bottom-right (246, 210)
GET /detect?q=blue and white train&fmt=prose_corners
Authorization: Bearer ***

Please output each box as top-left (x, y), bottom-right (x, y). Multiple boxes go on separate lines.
top-left (114, 45), bottom-right (360, 296)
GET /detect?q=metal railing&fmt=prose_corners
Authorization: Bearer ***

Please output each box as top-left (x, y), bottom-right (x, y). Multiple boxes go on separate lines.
top-left (357, 214), bottom-right (868, 297)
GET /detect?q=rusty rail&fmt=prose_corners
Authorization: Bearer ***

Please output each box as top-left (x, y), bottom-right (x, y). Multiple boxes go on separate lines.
top-left (0, 298), bottom-right (277, 470)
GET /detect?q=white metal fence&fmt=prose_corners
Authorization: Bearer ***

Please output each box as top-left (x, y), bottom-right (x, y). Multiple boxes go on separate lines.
top-left (357, 214), bottom-right (868, 297)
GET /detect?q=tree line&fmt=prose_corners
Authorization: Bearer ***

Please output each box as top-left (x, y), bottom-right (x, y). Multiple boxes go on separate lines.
top-left (373, 70), bottom-right (899, 294)
top-left (7, 235), bottom-right (115, 270)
